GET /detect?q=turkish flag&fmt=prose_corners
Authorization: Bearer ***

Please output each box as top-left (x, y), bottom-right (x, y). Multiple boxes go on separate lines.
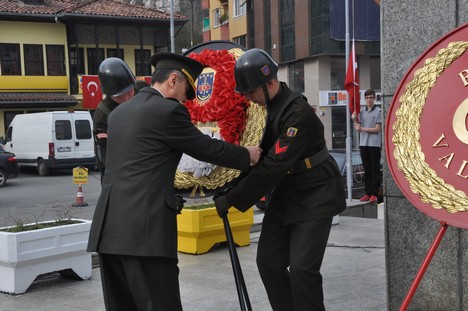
top-left (344, 41), bottom-right (360, 116)
top-left (82, 75), bottom-right (103, 109)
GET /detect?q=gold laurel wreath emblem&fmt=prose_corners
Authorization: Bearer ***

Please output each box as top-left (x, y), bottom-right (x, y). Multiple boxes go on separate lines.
top-left (393, 41), bottom-right (468, 213)
top-left (174, 48), bottom-right (266, 196)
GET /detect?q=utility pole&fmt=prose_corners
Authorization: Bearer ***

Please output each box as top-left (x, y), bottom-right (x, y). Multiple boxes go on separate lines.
top-left (189, 0), bottom-right (194, 47)
top-left (170, 0), bottom-right (175, 52)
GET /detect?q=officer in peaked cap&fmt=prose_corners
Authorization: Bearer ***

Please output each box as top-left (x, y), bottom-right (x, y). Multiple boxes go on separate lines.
top-left (88, 51), bottom-right (262, 311)
top-left (150, 52), bottom-right (204, 100)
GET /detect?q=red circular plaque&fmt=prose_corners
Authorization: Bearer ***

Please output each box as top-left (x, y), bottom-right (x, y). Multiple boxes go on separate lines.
top-left (386, 23), bottom-right (468, 229)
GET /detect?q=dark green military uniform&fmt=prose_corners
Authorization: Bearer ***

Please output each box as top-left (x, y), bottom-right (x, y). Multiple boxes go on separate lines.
top-left (224, 83), bottom-right (346, 311)
top-left (93, 96), bottom-right (119, 175)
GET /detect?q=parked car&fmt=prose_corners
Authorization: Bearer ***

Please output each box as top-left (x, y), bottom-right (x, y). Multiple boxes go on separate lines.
top-left (0, 145), bottom-right (20, 187)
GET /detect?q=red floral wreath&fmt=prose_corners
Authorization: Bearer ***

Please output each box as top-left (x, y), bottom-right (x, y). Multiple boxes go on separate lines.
top-left (185, 49), bottom-right (249, 144)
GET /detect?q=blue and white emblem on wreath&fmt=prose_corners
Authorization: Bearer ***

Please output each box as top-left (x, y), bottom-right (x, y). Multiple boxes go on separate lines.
top-left (196, 72), bottom-right (215, 102)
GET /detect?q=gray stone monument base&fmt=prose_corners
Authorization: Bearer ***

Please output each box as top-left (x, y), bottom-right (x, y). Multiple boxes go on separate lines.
top-left (382, 1), bottom-right (468, 310)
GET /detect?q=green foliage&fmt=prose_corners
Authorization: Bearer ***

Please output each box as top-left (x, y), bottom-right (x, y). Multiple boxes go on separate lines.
top-left (1, 219), bottom-right (82, 233)
top-left (0, 205), bottom-right (81, 233)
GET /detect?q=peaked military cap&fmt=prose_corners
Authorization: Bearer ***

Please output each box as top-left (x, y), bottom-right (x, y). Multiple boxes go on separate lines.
top-left (150, 52), bottom-right (204, 100)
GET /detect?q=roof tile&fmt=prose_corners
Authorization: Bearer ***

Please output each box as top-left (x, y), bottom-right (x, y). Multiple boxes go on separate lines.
top-left (0, 0), bottom-right (184, 19)
top-left (0, 93), bottom-right (78, 103)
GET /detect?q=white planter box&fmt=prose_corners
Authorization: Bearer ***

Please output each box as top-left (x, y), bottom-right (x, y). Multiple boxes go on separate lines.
top-left (0, 219), bottom-right (92, 294)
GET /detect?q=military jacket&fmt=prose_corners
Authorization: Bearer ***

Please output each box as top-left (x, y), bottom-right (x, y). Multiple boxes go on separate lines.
top-left (93, 96), bottom-right (119, 170)
top-left (225, 83), bottom-right (346, 224)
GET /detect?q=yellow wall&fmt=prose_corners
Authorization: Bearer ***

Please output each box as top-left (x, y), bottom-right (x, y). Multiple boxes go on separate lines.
top-left (229, 12), bottom-right (247, 40)
top-left (0, 21), bottom-right (69, 91)
top-left (77, 44), bottom-right (154, 75)
top-left (0, 21), bottom-right (154, 93)
top-left (0, 76), bottom-right (69, 92)
top-left (0, 21), bottom-right (66, 44)
top-left (0, 21), bottom-right (156, 136)
top-left (208, 0), bottom-right (247, 41)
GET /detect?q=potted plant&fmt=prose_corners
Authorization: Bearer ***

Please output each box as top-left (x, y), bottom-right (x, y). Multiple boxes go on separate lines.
top-left (218, 13), bottom-right (228, 25)
top-left (177, 202), bottom-right (253, 255)
top-left (0, 209), bottom-right (92, 294)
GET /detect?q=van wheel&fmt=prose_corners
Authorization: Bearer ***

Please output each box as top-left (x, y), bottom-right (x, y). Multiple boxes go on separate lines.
top-left (0, 170), bottom-right (7, 187)
top-left (37, 160), bottom-right (50, 176)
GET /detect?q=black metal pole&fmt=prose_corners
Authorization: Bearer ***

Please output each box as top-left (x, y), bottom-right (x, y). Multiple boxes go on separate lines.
top-left (222, 215), bottom-right (252, 311)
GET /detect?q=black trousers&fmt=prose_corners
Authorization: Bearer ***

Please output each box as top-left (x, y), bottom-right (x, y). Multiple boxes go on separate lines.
top-left (359, 146), bottom-right (381, 196)
top-left (256, 206), bottom-right (333, 311)
top-left (99, 254), bottom-right (182, 311)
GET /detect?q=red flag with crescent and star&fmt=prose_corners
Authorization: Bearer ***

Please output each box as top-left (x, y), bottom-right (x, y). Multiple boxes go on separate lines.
top-left (344, 40), bottom-right (360, 116)
top-left (82, 75), bottom-right (103, 109)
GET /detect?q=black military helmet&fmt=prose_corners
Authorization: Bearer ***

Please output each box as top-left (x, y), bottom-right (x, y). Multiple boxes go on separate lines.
top-left (98, 58), bottom-right (136, 96)
top-left (234, 48), bottom-right (278, 93)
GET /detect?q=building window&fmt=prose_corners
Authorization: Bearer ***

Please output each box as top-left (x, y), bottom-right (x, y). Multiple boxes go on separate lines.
top-left (70, 47), bottom-right (85, 75)
top-left (370, 56), bottom-right (381, 91)
top-left (203, 16), bottom-right (210, 32)
top-left (280, 0), bottom-right (295, 62)
top-left (107, 48), bottom-right (124, 59)
top-left (0, 44), bottom-right (21, 75)
top-left (233, 35), bottom-right (247, 48)
top-left (330, 57), bottom-right (346, 90)
top-left (234, 0), bottom-right (246, 17)
top-left (213, 8), bottom-right (227, 27)
top-left (3, 111), bottom-right (23, 134)
top-left (288, 61), bottom-right (304, 93)
top-left (46, 45), bottom-right (66, 76)
top-left (332, 107), bottom-right (346, 149)
top-left (87, 48), bottom-right (105, 75)
top-left (135, 49), bottom-right (151, 76)
top-left (24, 44), bottom-right (44, 76)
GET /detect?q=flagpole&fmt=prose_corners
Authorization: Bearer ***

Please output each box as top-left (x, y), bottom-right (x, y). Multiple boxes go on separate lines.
top-left (345, 0), bottom-right (353, 202)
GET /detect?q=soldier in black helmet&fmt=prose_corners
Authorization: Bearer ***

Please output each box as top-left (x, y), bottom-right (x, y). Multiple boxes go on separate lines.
top-left (214, 48), bottom-right (346, 311)
top-left (93, 57), bottom-right (136, 179)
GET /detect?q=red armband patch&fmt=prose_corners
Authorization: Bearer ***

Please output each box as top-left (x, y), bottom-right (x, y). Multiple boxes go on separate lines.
top-left (275, 140), bottom-right (288, 154)
top-left (96, 133), bottom-right (108, 139)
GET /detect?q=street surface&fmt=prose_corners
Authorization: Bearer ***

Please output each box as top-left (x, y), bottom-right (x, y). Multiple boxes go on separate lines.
top-left (0, 168), bottom-right (247, 228)
top-left (0, 168), bottom-right (102, 227)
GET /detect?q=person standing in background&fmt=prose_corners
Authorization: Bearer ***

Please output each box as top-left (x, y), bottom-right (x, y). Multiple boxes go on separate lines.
top-left (352, 89), bottom-right (382, 203)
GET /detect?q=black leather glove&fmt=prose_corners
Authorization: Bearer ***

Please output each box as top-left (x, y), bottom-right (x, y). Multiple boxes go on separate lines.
top-left (213, 186), bottom-right (232, 200)
top-left (174, 194), bottom-right (186, 214)
top-left (214, 196), bottom-right (230, 218)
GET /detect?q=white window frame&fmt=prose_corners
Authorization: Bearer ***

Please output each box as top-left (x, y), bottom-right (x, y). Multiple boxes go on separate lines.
top-left (213, 8), bottom-right (222, 27)
top-left (233, 0), bottom-right (246, 17)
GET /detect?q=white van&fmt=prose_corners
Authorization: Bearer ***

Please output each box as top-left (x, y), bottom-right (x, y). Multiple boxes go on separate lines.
top-left (2, 111), bottom-right (95, 176)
